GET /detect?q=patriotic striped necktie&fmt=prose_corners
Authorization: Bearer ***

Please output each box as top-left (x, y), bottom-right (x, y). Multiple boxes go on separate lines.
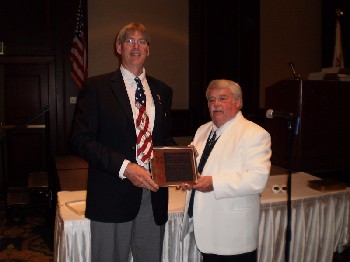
top-left (134, 77), bottom-right (153, 164)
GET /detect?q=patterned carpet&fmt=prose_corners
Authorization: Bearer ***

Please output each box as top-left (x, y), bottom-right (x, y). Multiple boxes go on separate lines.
top-left (0, 204), bottom-right (53, 262)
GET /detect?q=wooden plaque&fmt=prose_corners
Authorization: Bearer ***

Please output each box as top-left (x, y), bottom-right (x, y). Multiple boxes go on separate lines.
top-left (308, 179), bottom-right (347, 192)
top-left (151, 146), bottom-right (197, 187)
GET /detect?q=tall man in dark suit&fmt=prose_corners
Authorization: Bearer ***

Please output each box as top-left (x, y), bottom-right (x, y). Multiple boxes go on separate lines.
top-left (70, 22), bottom-right (176, 262)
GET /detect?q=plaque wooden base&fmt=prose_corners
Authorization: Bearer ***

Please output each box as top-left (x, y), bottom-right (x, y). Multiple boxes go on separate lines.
top-left (151, 146), bottom-right (197, 187)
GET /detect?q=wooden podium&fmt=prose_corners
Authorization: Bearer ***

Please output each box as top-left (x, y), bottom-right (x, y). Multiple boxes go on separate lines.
top-left (265, 79), bottom-right (350, 173)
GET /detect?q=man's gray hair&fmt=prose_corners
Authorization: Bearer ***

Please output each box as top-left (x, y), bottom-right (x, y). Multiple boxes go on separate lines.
top-left (206, 79), bottom-right (243, 109)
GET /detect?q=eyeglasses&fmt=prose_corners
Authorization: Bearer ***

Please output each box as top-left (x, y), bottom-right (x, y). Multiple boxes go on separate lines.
top-left (124, 39), bottom-right (149, 46)
top-left (271, 184), bottom-right (288, 193)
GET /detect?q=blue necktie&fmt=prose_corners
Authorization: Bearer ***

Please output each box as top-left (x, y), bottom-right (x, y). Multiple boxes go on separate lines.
top-left (188, 131), bottom-right (217, 218)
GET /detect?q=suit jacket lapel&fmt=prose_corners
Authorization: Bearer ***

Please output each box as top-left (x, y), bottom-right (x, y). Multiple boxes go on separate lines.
top-left (109, 71), bottom-right (162, 141)
top-left (203, 113), bottom-right (244, 173)
top-left (110, 70), bottom-right (134, 125)
top-left (147, 76), bottom-right (162, 137)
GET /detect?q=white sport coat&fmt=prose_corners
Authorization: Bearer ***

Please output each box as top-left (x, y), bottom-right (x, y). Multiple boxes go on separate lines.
top-left (181, 111), bottom-right (272, 255)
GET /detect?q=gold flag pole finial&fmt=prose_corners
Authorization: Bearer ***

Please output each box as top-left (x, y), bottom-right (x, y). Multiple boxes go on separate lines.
top-left (336, 9), bottom-right (343, 17)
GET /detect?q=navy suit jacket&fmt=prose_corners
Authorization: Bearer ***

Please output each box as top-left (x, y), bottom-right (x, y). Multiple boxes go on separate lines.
top-left (70, 69), bottom-right (175, 225)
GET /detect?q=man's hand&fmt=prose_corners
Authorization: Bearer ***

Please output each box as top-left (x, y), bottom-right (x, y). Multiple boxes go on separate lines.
top-left (176, 172), bottom-right (213, 193)
top-left (193, 175), bottom-right (213, 192)
top-left (176, 183), bottom-right (193, 191)
top-left (123, 163), bottom-right (159, 192)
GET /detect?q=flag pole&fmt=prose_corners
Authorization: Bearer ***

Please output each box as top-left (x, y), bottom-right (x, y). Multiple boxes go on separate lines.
top-left (332, 9), bottom-right (344, 68)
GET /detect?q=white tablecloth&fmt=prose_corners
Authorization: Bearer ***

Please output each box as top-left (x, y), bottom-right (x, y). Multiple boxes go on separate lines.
top-left (54, 172), bottom-right (350, 262)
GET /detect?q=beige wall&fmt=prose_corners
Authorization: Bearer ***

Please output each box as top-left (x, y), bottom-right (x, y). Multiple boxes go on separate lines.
top-left (260, 0), bottom-right (322, 107)
top-left (88, 0), bottom-right (322, 109)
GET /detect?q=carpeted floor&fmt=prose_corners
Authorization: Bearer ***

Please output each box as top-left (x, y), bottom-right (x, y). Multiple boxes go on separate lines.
top-left (0, 202), bottom-right (54, 262)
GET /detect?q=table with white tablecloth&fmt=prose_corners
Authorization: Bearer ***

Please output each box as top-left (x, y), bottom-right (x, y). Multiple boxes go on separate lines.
top-left (54, 172), bottom-right (350, 262)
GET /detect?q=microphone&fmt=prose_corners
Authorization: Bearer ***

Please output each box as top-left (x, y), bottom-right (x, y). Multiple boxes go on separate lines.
top-left (266, 109), bottom-right (293, 120)
top-left (288, 62), bottom-right (301, 80)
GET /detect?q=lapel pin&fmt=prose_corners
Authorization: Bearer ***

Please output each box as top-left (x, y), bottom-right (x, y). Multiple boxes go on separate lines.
top-left (156, 94), bottom-right (161, 104)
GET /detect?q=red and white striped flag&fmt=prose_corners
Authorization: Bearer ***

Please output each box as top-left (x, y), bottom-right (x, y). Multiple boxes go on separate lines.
top-left (70, 4), bottom-right (88, 88)
top-left (332, 18), bottom-right (344, 68)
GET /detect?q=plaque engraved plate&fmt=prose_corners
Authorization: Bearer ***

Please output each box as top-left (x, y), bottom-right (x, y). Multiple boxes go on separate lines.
top-left (151, 146), bottom-right (197, 187)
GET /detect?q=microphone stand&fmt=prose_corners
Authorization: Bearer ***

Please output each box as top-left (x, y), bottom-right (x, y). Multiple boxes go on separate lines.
top-left (285, 81), bottom-right (302, 262)
top-left (285, 118), bottom-right (296, 262)
top-left (284, 63), bottom-right (303, 262)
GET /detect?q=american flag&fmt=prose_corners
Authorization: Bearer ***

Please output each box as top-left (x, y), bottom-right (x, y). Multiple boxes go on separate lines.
top-left (70, 4), bottom-right (88, 88)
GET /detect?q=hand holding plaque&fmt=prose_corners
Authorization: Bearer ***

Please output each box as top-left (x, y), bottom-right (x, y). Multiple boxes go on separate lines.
top-left (151, 146), bottom-right (197, 187)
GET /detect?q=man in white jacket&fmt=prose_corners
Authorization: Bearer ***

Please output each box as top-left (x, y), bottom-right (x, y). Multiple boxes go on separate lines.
top-left (180, 79), bottom-right (271, 262)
